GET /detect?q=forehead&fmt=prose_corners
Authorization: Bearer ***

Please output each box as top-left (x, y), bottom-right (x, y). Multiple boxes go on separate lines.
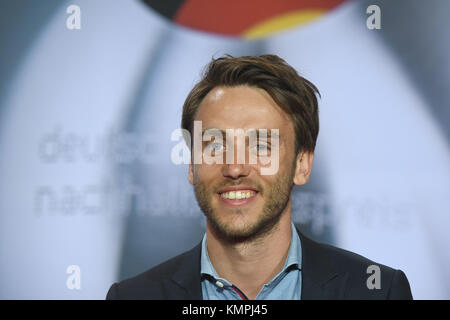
top-left (195, 85), bottom-right (293, 133)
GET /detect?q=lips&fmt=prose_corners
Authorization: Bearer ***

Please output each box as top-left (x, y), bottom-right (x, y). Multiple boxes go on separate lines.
top-left (217, 185), bottom-right (259, 194)
top-left (217, 185), bottom-right (259, 206)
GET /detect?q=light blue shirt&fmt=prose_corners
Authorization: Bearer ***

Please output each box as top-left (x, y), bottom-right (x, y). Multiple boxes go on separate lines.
top-left (200, 223), bottom-right (302, 300)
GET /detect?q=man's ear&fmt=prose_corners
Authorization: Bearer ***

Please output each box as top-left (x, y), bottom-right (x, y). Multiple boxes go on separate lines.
top-left (188, 163), bottom-right (194, 185)
top-left (293, 151), bottom-right (314, 186)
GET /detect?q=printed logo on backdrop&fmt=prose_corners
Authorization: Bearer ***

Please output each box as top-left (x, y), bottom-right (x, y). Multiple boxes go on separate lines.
top-left (35, 126), bottom-right (201, 218)
top-left (142, 0), bottom-right (348, 39)
top-left (35, 125), bottom-right (416, 234)
top-left (37, 126), bottom-right (159, 164)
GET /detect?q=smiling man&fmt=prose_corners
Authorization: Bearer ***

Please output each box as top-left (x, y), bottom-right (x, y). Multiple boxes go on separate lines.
top-left (106, 54), bottom-right (413, 300)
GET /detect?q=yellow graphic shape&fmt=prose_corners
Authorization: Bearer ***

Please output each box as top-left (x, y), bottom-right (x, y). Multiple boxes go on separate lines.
top-left (243, 9), bottom-right (325, 39)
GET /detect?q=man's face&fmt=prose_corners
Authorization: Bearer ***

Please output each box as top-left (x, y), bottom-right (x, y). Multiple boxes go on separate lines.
top-left (189, 85), bottom-right (311, 242)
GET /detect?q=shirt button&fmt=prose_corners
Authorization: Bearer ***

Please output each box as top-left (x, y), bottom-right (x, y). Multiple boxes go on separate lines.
top-left (215, 281), bottom-right (224, 288)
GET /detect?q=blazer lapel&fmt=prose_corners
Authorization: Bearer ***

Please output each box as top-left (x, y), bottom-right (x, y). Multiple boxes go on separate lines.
top-left (297, 228), bottom-right (348, 300)
top-left (170, 241), bottom-right (203, 300)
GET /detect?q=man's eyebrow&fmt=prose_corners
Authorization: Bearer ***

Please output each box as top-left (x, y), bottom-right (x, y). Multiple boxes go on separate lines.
top-left (201, 128), bottom-right (226, 136)
top-left (201, 128), bottom-right (280, 138)
top-left (249, 129), bottom-right (279, 139)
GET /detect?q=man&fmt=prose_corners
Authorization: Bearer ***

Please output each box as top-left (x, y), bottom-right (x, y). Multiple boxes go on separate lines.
top-left (106, 54), bottom-right (412, 300)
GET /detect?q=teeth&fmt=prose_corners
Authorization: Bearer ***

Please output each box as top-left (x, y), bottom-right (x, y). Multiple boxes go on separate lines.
top-left (220, 190), bottom-right (254, 200)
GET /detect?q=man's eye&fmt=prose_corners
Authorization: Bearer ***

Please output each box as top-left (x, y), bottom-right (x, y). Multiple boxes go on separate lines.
top-left (206, 142), bottom-right (224, 152)
top-left (251, 144), bottom-right (269, 152)
top-left (256, 144), bottom-right (268, 151)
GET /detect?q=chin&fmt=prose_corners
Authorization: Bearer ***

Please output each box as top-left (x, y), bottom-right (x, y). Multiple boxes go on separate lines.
top-left (210, 213), bottom-right (271, 242)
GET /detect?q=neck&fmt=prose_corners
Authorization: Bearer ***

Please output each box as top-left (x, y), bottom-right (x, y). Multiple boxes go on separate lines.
top-left (206, 204), bottom-right (293, 300)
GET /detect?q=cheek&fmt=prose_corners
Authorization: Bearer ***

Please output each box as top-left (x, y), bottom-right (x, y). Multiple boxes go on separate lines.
top-left (278, 145), bottom-right (296, 169)
top-left (255, 144), bottom-right (292, 174)
top-left (193, 164), bottom-right (220, 184)
top-left (259, 159), bottom-right (295, 189)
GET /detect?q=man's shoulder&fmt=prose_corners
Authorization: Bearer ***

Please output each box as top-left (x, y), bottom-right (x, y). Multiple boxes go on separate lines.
top-left (106, 243), bottom-right (202, 300)
top-left (312, 236), bottom-right (395, 272)
top-left (299, 232), bottom-right (412, 299)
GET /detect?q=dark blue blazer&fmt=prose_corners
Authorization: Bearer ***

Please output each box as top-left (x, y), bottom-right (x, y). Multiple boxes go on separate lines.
top-left (106, 227), bottom-right (413, 300)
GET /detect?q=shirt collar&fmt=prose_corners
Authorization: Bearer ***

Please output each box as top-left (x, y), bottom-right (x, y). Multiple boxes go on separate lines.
top-left (200, 222), bottom-right (302, 283)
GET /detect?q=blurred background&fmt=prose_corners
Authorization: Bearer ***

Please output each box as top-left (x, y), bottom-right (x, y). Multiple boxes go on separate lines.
top-left (0, 0), bottom-right (449, 299)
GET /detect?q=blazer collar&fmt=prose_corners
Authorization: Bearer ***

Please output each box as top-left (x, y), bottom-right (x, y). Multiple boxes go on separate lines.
top-left (170, 227), bottom-right (347, 300)
top-left (171, 241), bottom-right (203, 300)
top-left (297, 227), bottom-right (347, 299)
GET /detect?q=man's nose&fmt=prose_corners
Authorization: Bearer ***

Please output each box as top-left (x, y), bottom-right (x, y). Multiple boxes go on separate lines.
top-left (220, 137), bottom-right (251, 179)
top-left (221, 163), bottom-right (251, 179)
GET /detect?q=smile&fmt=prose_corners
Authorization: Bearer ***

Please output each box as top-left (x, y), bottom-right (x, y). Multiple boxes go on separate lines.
top-left (217, 189), bottom-right (258, 206)
top-left (220, 190), bottom-right (256, 199)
